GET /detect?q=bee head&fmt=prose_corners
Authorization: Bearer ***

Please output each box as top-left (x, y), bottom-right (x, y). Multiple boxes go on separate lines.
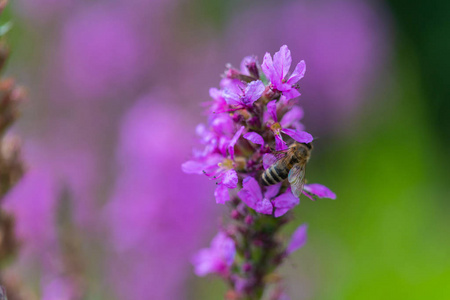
top-left (303, 142), bottom-right (313, 151)
top-left (291, 142), bottom-right (312, 160)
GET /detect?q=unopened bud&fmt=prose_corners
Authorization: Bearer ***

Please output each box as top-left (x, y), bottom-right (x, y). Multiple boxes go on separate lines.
top-left (242, 262), bottom-right (252, 272)
top-left (231, 210), bottom-right (240, 220)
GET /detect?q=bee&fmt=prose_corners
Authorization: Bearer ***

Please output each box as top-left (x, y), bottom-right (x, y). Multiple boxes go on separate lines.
top-left (261, 142), bottom-right (313, 198)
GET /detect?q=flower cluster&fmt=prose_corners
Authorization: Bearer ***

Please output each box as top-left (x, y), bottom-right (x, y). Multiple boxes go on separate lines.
top-left (183, 45), bottom-right (336, 299)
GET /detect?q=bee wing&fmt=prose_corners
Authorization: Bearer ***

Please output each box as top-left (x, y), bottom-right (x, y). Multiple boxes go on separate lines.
top-left (288, 164), bottom-right (306, 198)
top-left (270, 149), bottom-right (290, 161)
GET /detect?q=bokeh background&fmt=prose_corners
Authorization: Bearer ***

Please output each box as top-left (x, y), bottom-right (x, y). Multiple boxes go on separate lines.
top-left (1, 0), bottom-right (450, 299)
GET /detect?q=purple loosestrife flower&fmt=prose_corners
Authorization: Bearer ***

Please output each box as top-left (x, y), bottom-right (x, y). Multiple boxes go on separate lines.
top-left (237, 177), bottom-right (299, 217)
top-left (262, 45), bottom-right (306, 101)
top-left (184, 45), bottom-right (336, 299)
top-left (223, 80), bottom-right (265, 109)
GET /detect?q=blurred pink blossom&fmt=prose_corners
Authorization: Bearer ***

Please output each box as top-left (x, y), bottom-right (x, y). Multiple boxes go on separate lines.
top-left (59, 5), bottom-right (143, 100)
top-left (104, 96), bottom-right (215, 299)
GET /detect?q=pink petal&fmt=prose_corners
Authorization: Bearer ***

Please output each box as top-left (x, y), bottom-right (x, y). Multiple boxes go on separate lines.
top-left (181, 160), bottom-right (206, 174)
top-left (240, 56), bottom-right (254, 75)
top-left (303, 184), bottom-right (336, 199)
top-left (264, 183), bottom-right (282, 199)
top-left (273, 189), bottom-right (299, 217)
top-left (275, 134), bottom-right (288, 151)
top-left (211, 232), bottom-right (236, 265)
top-left (192, 249), bottom-right (215, 276)
top-left (280, 106), bottom-right (304, 128)
top-left (267, 100), bottom-right (278, 122)
top-left (243, 132), bottom-right (264, 149)
top-left (245, 80), bottom-right (265, 105)
top-left (222, 169), bottom-right (238, 189)
top-left (262, 154), bottom-right (277, 170)
top-left (281, 128), bottom-right (313, 143)
top-left (286, 224), bottom-right (308, 254)
top-left (222, 89), bottom-right (242, 106)
top-left (211, 114), bottom-right (234, 136)
top-left (237, 177), bottom-right (263, 210)
top-left (228, 126), bottom-right (245, 160)
top-left (273, 45), bottom-right (292, 81)
top-left (261, 52), bottom-right (277, 84)
top-left (255, 198), bottom-right (273, 215)
top-left (242, 177), bottom-right (263, 200)
top-left (286, 60), bottom-right (306, 85)
top-left (214, 184), bottom-right (230, 204)
top-left (282, 88), bottom-right (301, 101)
top-left (274, 207), bottom-right (290, 218)
top-left (209, 87), bottom-right (222, 100)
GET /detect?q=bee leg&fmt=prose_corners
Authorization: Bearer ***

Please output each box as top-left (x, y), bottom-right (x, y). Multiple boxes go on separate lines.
top-left (302, 190), bottom-right (318, 201)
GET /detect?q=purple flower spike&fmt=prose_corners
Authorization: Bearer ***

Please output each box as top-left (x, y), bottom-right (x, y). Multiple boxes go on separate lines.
top-left (303, 184), bottom-right (336, 200)
top-left (184, 45), bottom-right (336, 297)
top-left (286, 224), bottom-right (308, 255)
top-left (192, 232), bottom-right (236, 277)
top-left (262, 45), bottom-right (306, 100)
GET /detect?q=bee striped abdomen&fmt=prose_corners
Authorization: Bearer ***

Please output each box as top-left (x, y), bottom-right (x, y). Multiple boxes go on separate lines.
top-left (262, 163), bottom-right (289, 186)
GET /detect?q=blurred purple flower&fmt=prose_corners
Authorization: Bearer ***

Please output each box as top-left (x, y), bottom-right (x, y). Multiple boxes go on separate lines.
top-left (192, 231), bottom-right (236, 277)
top-left (2, 141), bottom-right (99, 265)
top-left (41, 276), bottom-right (78, 300)
top-left (59, 5), bottom-right (142, 100)
top-left (104, 96), bottom-right (215, 299)
top-left (3, 168), bottom-right (58, 258)
top-left (13, 0), bottom-right (74, 21)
